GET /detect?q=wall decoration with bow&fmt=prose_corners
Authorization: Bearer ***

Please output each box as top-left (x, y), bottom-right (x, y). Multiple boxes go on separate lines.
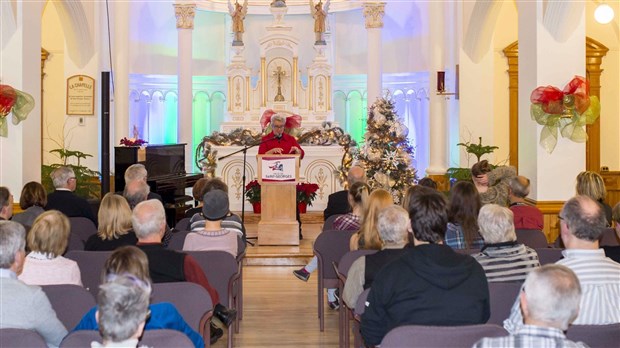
top-left (530, 76), bottom-right (600, 153)
top-left (0, 84), bottom-right (35, 137)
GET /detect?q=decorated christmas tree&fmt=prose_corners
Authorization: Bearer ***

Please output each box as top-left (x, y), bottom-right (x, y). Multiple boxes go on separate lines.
top-left (356, 97), bottom-right (417, 203)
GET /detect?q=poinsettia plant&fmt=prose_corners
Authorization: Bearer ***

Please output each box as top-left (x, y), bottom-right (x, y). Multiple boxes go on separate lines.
top-left (296, 182), bottom-right (320, 205)
top-left (245, 180), bottom-right (261, 204)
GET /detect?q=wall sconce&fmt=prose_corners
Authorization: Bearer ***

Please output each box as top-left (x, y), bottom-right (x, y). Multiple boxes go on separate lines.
top-left (436, 65), bottom-right (459, 99)
top-left (594, 2), bottom-right (615, 24)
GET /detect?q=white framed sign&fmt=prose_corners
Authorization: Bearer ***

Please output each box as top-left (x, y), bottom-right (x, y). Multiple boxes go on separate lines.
top-left (66, 75), bottom-right (95, 115)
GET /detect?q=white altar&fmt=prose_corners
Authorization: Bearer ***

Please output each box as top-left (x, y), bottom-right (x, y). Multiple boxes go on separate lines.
top-left (214, 144), bottom-right (345, 212)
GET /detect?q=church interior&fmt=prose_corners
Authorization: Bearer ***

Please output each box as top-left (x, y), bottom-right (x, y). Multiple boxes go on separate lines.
top-left (1, 0), bottom-right (619, 347)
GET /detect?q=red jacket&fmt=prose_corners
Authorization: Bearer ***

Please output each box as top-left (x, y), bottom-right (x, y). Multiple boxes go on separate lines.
top-left (258, 132), bottom-right (305, 159)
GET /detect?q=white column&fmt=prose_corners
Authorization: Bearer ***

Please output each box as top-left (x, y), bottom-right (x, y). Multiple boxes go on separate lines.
top-left (174, 3), bottom-right (196, 174)
top-left (113, 0), bottom-right (130, 142)
top-left (363, 2), bottom-right (385, 108)
top-left (517, 0), bottom-right (585, 201)
top-left (426, 1), bottom-right (448, 175)
top-left (0, 1), bottom-right (44, 195)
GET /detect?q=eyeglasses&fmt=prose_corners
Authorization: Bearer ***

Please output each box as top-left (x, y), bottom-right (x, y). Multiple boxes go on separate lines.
top-left (558, 215), bottom-right (564, 221)
top-left (273, 125), bottom-right (284, 129)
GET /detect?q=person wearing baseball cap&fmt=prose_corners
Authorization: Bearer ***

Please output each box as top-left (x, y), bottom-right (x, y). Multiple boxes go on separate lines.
top-left (182, 189), bottom-right (238, 257)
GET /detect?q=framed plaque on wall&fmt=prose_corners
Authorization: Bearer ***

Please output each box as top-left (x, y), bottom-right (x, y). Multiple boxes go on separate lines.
top-left (66, 75), bottom-right (95, 115)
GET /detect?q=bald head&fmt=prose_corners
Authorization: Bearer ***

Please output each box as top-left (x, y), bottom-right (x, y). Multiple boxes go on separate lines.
top-left (509, 176), bottom-right (531, 198)
top-left (560, 195), bottom-right (607, 243)
top-left (347, 166), bottom-right (366, 188)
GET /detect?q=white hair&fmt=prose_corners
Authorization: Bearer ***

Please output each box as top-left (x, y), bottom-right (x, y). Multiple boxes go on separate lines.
top-left (478, 204), bottom-right (516, 244)
top-left (51, 166), bottom-right (75, 189)
top-left (0, 221), bottom-right (26, 268)
top-left (131, 199), bottom-right (166, 239)
top-left (271, 114), bottom-right (286, 125)
top-left (523, 264), bottom-right (581, 330)
top-left (376, 205), bottom-right (409, 245)
top-left (124, 164), bottom-right (148, 183)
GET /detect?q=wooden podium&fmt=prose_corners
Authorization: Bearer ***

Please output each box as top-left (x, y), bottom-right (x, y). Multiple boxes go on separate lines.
top-left (257, 154), bottom-right (300, 246)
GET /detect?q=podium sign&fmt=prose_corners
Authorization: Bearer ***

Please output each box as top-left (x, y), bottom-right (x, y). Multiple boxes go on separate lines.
top-left (257, 154), bottom-right (300, 245)
top-left (260, 156), bottom-right (297, 182)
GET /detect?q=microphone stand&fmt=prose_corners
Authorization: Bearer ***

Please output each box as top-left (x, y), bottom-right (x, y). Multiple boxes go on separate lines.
top-left (218, 136), bottom-right (278, 246)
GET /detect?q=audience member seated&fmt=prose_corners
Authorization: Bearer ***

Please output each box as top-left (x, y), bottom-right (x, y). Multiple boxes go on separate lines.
top-left (183, 190), bottom-right (238, 257)
top-left (445, 181), bottom-right (484, 250)
top-left (45, 166), bottom-right (97, 224)
top-left (74, 246), bottom-right (208, 347)
top-left (602, 203), bottom-right (620, 263)
top-left (0, 221), bottom-right (67, 346)
top-left (18, 210), bottom-right (82, 286)
top-left (471, 160), bottom-right (517, 206)
top-left (474, 265), bottom-right (586, 348)
top-left (576, 171), bottom-right (612, 226)
top-left (132, 199), bottom-right (237, 335)
top-left (122, 163), bottom-right (163, 202)
top-left (123, 180), bottom-right (150, 210)
top-left (324, 165), bottom-right (366, 220)
top-left (294, 182), bottom-right (370, 283)
top-left (11, 181), bottom-right (47, 229)
top-left (184, 177), bottom-right (209, 218)
top-left (91, 274), bottom-right (150, 348)
top-left (189, 177), bottom-right (245, 239)
top-left (508, 176), bottom-right (544, 230)
top-left (350, 188), bottom-right (393, 251)
top-left (417, 177), bottom-right (438, 190)
top-left (0, 186), bottom-right (13, 221)
top-left (474, 204), bottom-right (540, 282)
top-left (343, 205), bottom-right (410, 308)
top-left (85, 193), bottom-right (138, 251)
top-left (504, 195), bottom-right (620, 333)
top-left (361, 190), bottom-right (490, 346)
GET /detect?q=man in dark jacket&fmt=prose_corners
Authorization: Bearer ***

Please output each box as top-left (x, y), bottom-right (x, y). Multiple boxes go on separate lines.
top-left (45, 166), bottom-right (97, 224)
top-left (361, 190), bottom-right (490, 346)
top-left (323, 165), bottom-right (365, 220)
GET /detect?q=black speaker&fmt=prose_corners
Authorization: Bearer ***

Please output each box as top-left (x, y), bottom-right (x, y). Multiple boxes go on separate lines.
top-left (101, 71), bottom-right (110, 196)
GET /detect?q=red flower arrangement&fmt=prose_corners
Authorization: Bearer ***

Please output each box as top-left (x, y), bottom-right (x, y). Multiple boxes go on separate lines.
top-left (120, 137), bottom-right (148, 147)
top-left (245, 180), bottom-right (261, 204)
top-left (296, 182), bottom-right (320, 206)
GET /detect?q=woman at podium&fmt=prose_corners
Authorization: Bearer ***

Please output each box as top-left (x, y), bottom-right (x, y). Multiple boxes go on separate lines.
top-left (258, 113), bottom-right (305, 159)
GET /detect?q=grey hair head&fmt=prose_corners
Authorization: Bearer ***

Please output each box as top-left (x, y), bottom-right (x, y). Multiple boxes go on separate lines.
top-left (51, 166), bottom-right (75, 189)
top-left (523, 264), bottom-right (581, 330)
top-left (131, 199), bottom-right (166, 239)
top-left (376, 205), bottom-right (409, 245)
top-left (97, 274), bottom-right (151, 343)
top-left (0, 221), bottom-right (26, 269)
top-left (124, 164), bottom-right (148, 184)
top-left (271, 114), bottom-right (286, 125)
top-left (478, 204), bottom-right (516, 244)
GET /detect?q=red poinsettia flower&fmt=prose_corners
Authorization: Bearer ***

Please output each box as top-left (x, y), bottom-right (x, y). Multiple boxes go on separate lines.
top-left (296, 182), bottom-right (320, 205)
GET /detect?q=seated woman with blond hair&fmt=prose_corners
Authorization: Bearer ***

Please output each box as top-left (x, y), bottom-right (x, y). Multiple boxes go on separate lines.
top-left (18, 210), bottom-right (82, 286)
top-left (85, 193), bottom-right (137, 251)
top-left (350, 188), bottom-right (394, 251)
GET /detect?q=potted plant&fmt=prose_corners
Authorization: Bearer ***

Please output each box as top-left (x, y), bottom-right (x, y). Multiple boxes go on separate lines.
top-left (446, 137), bottom-right (499, 184)
top-left (245, 180), bottom-right (261, 213)
top-left (296, 182), bottom-right (320, 213)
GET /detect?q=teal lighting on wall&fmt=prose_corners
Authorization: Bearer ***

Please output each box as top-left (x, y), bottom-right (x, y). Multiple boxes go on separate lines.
top-left (193, 93), bottom-right (210, 173)
top-left (164, 95), bottom-right (178, 144)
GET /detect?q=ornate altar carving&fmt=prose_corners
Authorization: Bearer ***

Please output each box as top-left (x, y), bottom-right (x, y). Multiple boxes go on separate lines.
top-left (223, 3), bottom-right (334, 132)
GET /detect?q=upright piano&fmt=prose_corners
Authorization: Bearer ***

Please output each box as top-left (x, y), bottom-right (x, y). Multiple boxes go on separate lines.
top-left (115, 144), bottom-right (202, 224)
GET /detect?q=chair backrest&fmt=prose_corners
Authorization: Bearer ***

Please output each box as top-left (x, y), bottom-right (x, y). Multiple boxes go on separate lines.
top-left (42, 284), bottom-right (96, 329)
top-left (67, 217), bottom-right (98, 251)
top-left (175, 217), bottom-right (191, 232)
top-left (0, 328), bottom-right (47, 348)
top-left (486, 281), bottom-right (522, 326)
top-left (168, 230), bottom-right (190, 250)
top-left (314, 229), bottom-right (357, 281)
top-left (380, 324), bottom-right (508, 348)
top-left (534, 248), bottom-right (563, 265)
top-left (354, 288), bottom-right (371, 317)
top-left (566, 323), bottom-right (620, 348)
top-left (185, 250), bottom-right (239, 306)
top-left (337, 250), bottom-right (378, 279)
top-left (61, 329), bottom-right (194, 348)
top-left (323, 214), bottom-right (343, 231)
top-left (515, 229), bottom-right (549, 248)
top-left (65, 250), bottom-right (112, 297)
top-left (600, 227), bottom-right (620, 247)
top-left (151, 282), bottom-right (213, 336)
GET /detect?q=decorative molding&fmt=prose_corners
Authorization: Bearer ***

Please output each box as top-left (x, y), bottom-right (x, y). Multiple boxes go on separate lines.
top-left (535, 201), bottom-right (564, 244)
top-left (174, 3), bottom-right (196, 29)
top-left (362, 2), bottom-right (385, 29)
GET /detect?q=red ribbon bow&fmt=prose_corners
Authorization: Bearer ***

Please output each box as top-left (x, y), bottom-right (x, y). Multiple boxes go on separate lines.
top-left (260, 109), bottom-right (302, 131)
top-left (530, 76), bottom-right (590, 115)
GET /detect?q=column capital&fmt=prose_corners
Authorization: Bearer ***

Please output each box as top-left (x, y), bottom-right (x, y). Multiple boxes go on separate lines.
top-left (363, 2), bottom-right (386, 29)
top-left (174, 3), bottom-right (196, 29)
